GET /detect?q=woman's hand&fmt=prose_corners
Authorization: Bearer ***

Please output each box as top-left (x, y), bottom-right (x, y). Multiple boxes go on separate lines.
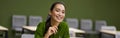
top-left (44, 26), bottom-right (58, 38)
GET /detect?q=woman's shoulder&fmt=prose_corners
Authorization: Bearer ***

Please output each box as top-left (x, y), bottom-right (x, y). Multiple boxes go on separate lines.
top-left (37, 21), bottom-right (46, 27)
top-left (60, 21), bottom-right (67, 24)
top-left (39, 21), bottom-right (46, 24)
top-left (59, 21), bottom-right (68, 27)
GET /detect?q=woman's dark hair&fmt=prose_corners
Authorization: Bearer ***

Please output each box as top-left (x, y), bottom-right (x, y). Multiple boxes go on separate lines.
top-left (44, 1), bottom-right (65, 37)
top-left (50, 1), bottom-right (65, 12)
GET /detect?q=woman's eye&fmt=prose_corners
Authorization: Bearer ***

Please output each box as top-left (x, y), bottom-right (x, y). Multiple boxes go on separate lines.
top-left (62, 11), bottom-right (65, 14)
top-left (56, 9), bottom-right (60, 12)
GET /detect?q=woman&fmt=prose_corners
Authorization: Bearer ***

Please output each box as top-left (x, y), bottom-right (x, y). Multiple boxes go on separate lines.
top-left (35, 2), bottom-right (70, 38)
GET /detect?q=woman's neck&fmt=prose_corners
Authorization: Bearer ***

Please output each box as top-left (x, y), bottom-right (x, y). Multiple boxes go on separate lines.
top-left (50, 19), bottom-right (60, 27)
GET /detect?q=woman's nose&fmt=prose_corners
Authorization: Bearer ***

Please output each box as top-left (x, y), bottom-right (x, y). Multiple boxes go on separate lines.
top-left (59, 12), bottom-right (62, 16)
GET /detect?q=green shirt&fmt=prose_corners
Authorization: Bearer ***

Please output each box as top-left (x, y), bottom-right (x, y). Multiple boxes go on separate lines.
top-left (35, 21), bottom-right (70, 38)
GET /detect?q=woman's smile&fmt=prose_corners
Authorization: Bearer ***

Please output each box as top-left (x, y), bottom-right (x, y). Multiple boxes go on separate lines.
top-left (56, 15), bottom-right (62, 20)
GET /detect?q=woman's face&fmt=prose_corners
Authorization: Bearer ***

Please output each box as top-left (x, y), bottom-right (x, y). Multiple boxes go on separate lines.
top-left (50, 4), bottom-right (65, 23)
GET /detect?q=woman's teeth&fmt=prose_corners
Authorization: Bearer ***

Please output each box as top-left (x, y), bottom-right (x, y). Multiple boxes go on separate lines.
top-left (56, 16), bottom-right (61, 20)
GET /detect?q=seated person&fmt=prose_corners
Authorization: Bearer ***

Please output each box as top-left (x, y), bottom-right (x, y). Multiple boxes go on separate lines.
top-left (35, 1), bottom-right (70, 38)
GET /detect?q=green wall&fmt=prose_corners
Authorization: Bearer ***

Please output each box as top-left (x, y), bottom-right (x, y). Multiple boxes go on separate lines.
top-left (0, 0), bottom-right (120, 38)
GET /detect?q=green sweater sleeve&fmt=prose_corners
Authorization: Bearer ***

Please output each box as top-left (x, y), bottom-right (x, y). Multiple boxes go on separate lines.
top-left (35, 22), bottom-right (45, 38)
top-left (63, 25), bottom-right (70, 38)
top-left (61, 22), bottom-right (70, 38)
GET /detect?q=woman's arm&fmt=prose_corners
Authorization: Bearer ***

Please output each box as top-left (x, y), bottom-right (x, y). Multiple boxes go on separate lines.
top-left (62, 22), bottom-right (70, 38)
top-left (35, 22), bottom-right (45, 38)
top-left (44, 34), bottom-right (49, 38)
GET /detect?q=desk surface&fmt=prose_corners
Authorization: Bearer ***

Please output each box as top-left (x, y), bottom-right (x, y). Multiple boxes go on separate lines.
top-left (0, 26), bottom-right (8, 31)
top-left (22, 26), bottom-right (85, 33)
top-left (100, 30), bottom-right (116, 35)
top-left (23, 26), bottom-right (37, 31)
top-left (69, 28), bottom-right (85, 33)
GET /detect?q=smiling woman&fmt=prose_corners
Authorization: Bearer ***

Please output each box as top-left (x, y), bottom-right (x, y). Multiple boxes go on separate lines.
top-left (35, 1), bottom-right (70, 38)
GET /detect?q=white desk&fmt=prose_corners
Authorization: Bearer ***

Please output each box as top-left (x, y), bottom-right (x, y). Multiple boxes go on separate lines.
top-left (22, 26), bottom-right (36, 32)
top-left (0, 26), bottom-right (8, 31)
top-left (100, 30), bottom-right (116, 35)
top-left (69, 28), bottom-right (85, 33)
top-left (100, 30), bottom-right (117, 38)
top-left (0, 26), bottom-right (8, 38)
top-left (69, 28), bottom-right (85, 37)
